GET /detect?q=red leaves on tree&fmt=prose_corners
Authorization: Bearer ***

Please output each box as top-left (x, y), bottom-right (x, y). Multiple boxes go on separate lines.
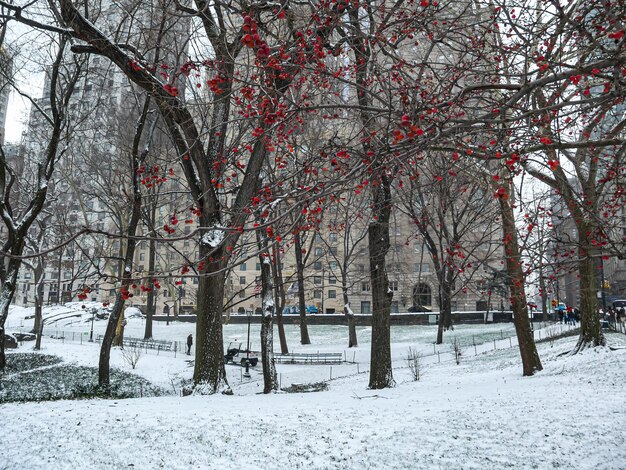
top-left (163, 84), bottom-right (179, 97)
top-left (547, 160), bottom-right (559, 171)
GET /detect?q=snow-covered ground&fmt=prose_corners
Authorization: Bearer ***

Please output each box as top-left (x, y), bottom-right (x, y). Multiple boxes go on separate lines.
top-left (2, 304), bottom-right (625, 469)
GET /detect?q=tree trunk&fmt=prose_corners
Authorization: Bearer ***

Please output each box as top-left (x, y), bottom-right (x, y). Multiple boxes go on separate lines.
top-left (271, 245), bottom-right (288, 354)
top-left (343, 288), bottom-right (358, 348)
top-left (144, 232), bottom-right (156, 340)
top-left (573, 238), bottom-right (605, 353)
top-left (0, 251), bottom-right (23, 368)
top-left (368, 177), bottom-right (395, 389)
top-left (259, 232), bottom-right (278, 393)
top-left (500, 195), bottom-right (543, 376)
top-left (191, 255), bottom-right (230, 394)
top-left (34, 277), bottom-right (44, 350)
top-left (539, 264), bottom-right (548, 322)
top-left (436, 279), bottom-right (453, 345)
top-left (294, 231), bottom-right (311, 345)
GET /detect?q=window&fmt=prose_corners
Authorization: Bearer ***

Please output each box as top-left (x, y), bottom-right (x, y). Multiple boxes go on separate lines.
top-left (413, 283), bottom-right (432, 307)
top-left (329, 232), bottom-right (337, 243)
top-left (64, 272), bottom-right (72, 280)
top-left (139, 253), bottom-right (145, 261)
top-left (358, 264), bottom-right (365, 274)
top-left (328, 275), bottom-right (336, 285)
top-left (328, 290), bottom-right (336, 299)
top-left (256, 263), bottom-right (261, 271)
top-left (184, 226), bottom-right (191, 235)
top-left (391, 301), bottom-right (399, 313)
top-left (389, 281), bottom-right (399, 291)
top-left (314, 290), bottom-right (322, 299)
top-left (361, 301), bottom-right (371, 314)
top-left (314, 276), bottom-right (322, 285)
top-left (239, 291), bottom-right (246, 299)
top-left (315, 247), bottom-right (323, 256)
top-left (163, 290), bottom-right (170, 298)
top-left (416, 263), bottom-right (429, 272)
top-left (413, 243), bottom-right (421, 253)
top-left (239, 276), bottom-right (246, 285)
top-left (361, 282), bottom-right (370, 292)
top-left (240, 263), bottom-right (247, 271)
top-left (314, 261), bottom-right (322, 270)
top-left (329, 247), bottom-right (338, 256)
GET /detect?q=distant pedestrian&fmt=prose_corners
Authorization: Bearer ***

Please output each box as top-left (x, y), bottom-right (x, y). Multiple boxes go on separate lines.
top-left (186, 334), bottom-right (193, 355)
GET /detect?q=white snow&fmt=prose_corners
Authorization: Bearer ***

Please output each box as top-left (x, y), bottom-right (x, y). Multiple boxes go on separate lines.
top-left (2, 304), bottom-right (625, 469)
top-left (200, 226), bottom-right (225, 247)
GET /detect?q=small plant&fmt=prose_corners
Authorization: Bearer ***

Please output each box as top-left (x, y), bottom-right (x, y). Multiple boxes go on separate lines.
top-left (121, 344), bottom-right (142, 369)
top-left (452, 337), bottom-right (462, 365)
top-left (406, 347), bottom-right (423, 381)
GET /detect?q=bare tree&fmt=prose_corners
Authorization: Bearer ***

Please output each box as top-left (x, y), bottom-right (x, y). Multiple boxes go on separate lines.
top-left (0, 34), bottom-right (82, 368)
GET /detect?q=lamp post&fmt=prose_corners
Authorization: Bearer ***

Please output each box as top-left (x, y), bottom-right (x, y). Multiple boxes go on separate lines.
top-left (89, 307), bottom-right (96, 342)
top-left (243, 310), bottom-right (252, 378)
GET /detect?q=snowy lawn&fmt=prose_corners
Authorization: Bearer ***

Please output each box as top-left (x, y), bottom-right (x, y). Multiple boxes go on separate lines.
top-left (1, 304), bottom-right (625, 469)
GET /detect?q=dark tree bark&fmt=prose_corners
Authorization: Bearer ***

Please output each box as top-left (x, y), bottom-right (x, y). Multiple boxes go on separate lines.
top-left (271, 244), bottom-right (288, 354)
top-left (499, 190), bottom-right (543, 376)
top-left (368, 175), bottom-right (395, 389)
top-left (258, 232), bottom-right (278, 394)
top-left (294, 231), bottom-right (311, 345)
top-left (143, 222), bottom-right (157, 340)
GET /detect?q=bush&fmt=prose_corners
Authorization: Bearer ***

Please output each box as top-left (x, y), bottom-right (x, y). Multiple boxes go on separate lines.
top-left (0, 353), bottom-right (164, 402)
top-left (1, 353), bottom-right (63, 374)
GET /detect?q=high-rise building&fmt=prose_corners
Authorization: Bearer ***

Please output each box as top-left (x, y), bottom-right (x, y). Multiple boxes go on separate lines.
top-left (0, 47), bottom-right (12, 145)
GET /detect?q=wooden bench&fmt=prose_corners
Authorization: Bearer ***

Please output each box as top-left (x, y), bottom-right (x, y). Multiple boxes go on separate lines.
top-left (274, 352), bottom-right (343, 364)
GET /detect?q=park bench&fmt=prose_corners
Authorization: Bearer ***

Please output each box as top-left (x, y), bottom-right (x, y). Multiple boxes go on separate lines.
top-left (96, 335), bottom-right (173, 352)
top-left (274, 352), bottom-right (343, 364)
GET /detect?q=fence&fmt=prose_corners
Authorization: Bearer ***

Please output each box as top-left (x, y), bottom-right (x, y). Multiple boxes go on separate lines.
top-left (18, 322), bottom-right (587, 388)
top-left (264, 323), bottom-right (581, 390)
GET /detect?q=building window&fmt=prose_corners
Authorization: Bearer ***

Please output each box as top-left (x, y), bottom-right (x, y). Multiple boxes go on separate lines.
top-left (361, 301), bottom-right (371, 314)
top-left (314, 290), bottom-right (322, 299)
top-left (391, 301), bottom-right (399, 313)
top-left (240, 263), bottom-right (247, 271)
top-left (314, 276), bottom-right (322, 285)
top-left (328, 275), bottom-right (337, 285)
top-left (329, 247), bottom-right (338, 256)
top-left (315, 246), bottom-right (323, 256)
top-left (239, 276), bottom-right (246, 285)
top-left (256, 263), bottom-right (261, 270)
top-left (389, 281), bottom-right (398, 291)
top-left (413, 283), bottom-right (432, 307)
top-left (329, 232), bottom-right (337, 243)
top-left (63, 272), bottom-right (72, 280)
top-left (139, 253), bottom-right (145, 261)
top-left (358, 264), bottom-right (365, 274)
top-left (328, 290), bottom-right (336, 299)
top-left (314, 261), bottom-right (322, 270)
top-left (361, 282), bottom-right (370, 292)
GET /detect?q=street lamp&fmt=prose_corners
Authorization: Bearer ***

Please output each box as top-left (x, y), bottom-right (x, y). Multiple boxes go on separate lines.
top-left (243, 309), bottom-right (252, 378)
top-left (89, 307), bottom-right (96, 342)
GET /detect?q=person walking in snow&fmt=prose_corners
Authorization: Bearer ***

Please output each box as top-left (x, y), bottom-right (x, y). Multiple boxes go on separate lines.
top-left (186, 334), bottom-right (193, 355)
